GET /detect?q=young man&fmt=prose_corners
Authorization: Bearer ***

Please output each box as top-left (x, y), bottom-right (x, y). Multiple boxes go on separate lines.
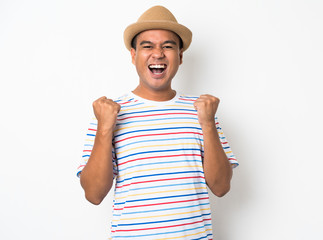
top-left (77, 5), bottom-right (238, 239)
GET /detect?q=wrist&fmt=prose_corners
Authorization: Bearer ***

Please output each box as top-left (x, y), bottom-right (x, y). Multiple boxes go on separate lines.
top-left (96, 126), bottom-right (114, 138)
top-left (200, 121), bottom-right (216, 131)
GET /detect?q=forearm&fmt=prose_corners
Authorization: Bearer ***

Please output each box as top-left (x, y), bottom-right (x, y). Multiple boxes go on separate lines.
top-left (80, 129), bottom-right (114, 205)
top-left (202, 124), bottom-right (232, 197)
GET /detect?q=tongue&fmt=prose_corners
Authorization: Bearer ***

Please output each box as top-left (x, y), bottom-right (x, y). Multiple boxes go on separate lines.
top-left (151, 68), bottom-right (163, 74)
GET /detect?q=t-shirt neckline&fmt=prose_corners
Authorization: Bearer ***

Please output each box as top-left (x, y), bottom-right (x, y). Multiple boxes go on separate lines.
top-left (129, 91), bottom-right (180, 106)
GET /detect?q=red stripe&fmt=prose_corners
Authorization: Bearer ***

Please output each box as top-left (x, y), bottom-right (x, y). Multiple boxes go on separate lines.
top-left (118, 112), bottom-right (197, 121)
top-left (119, 100), bottom-right (132, 105)
top-left (83, 150), bottom-right (91, 152)
top-left (178, 98), bottom-right (196, 102)
top-left (115, 131), bottom-right (203, 144)
top-left (114, 196), bottom-right (209, 211)
top-left (116, 175), bottom-right (204, 189)
top-left (88, 128), bottom-right (97, 132)
top-left (118, 153), bottom-right (202, 166)
top-left (112, 217), bottom-right (212, 232)
top-left (77, 165), bottom-right (85, 169)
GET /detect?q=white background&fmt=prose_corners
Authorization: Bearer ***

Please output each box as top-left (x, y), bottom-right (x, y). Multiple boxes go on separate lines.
top-left (1, 0), bottom-right (322, 239)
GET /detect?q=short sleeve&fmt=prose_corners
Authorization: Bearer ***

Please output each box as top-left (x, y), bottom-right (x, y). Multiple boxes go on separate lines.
top-left (215, 116), bottom-right (239, 168)
top-left (76, 116), bottom-right (118, 178)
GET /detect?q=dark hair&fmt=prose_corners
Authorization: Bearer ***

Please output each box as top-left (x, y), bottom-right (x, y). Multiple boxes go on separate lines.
top-left (131, 31), bottom-right (184, 50)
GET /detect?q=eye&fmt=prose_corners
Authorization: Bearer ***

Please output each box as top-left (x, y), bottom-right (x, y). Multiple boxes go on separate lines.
top-left (142, 45), bottom-right (152, 49)
top-left (163, 45), bottom-right (173, 49)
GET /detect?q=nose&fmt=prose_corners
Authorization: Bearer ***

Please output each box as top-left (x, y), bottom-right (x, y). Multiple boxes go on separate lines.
top-left (152, 47), bottom-right (165, 59)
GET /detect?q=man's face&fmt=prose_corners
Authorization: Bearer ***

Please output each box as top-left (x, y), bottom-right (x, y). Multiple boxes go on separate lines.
top-left (131, 29), bottom-right (183, 93)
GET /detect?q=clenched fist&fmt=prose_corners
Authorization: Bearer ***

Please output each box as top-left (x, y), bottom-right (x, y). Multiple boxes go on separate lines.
top-left (92, 96), bottom-right (121, 132)
top-left (193, 94), bottom-right (220, 128)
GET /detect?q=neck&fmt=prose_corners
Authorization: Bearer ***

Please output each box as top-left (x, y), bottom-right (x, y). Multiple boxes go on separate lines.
top-left (132, 87), bottom-right (176, 102)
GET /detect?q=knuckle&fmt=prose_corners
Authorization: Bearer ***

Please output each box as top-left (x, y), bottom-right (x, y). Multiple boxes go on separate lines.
top-left (93, 100), bottom-right (99, 107)
top-left (211, 96), bottom-right (219, 102)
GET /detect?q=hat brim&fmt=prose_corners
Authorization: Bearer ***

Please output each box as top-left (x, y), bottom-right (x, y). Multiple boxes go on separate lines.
top-left (124, 20), bottom-right (192, 51)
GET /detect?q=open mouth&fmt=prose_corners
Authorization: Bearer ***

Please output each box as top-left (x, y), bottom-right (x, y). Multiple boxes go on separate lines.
top-left (148, 64), bottom-right (167, 75)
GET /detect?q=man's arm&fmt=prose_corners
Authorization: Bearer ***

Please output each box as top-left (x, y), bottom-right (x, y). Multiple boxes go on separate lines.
top-left (80, 96), bottom-right (120, 205)
top-left (194, 94), bottom-right (233, 197)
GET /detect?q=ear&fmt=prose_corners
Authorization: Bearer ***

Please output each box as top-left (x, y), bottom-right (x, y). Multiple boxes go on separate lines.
top-left (179, 49), bottom-right (183, 65)
top-left (130, 48), bottom-right (136, 65)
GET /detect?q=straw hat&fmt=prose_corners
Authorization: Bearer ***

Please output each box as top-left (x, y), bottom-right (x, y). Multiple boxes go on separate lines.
top-left (123, 5), bottom-right (192, 51)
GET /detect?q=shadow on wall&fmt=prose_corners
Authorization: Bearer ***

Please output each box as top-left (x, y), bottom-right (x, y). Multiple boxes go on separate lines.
top-left (210, 160), bottom-right (250, 238)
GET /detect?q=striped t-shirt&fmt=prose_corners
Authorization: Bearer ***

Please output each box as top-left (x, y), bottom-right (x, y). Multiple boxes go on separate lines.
top-left (77, 92), bottom-right (238, 240)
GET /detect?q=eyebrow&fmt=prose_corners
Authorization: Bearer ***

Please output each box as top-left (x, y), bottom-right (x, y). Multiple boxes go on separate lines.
top-left (163, 40), bottom-right (177, 45)
top-left (139, 41), bottom-right (153, 46)
top-left (139, 40), bottom-right (178, 46)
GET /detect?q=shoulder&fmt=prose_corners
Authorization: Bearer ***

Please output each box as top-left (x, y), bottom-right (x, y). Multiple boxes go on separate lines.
top-left (113, 93), bottom-right (144, 112)
top-left (178, 94), bottom-right (199, 101)
top-left (113, 93), bottom-right (138, 105)
top-left (113, 93), bottom-right (132, 103)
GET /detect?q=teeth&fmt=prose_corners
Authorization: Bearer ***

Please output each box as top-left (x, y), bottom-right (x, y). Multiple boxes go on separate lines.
top-left (149, 64), bottom-right (166, 69)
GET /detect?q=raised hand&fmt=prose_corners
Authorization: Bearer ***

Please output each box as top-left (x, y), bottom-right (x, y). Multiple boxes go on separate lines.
top-left (92, 96), bottom-right (121, 132)
top-left (193, 94), bottom-right (220, 128)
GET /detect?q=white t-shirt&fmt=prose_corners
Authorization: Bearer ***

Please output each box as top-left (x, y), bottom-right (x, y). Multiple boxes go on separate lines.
top-left (77, 92), bottom-right (238, 239)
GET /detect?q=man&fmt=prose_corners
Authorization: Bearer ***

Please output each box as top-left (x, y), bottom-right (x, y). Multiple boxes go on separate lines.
top-left (77, 5), bottom-right (238, 239)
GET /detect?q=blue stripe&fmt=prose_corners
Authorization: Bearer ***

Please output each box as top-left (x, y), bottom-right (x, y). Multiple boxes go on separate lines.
top-left (115, 137), bottom-right (203, 150)
top-left (118, 108), bottom-right (196, 117)
top-left (115, 126), bottom-right (202, 138)
top-left (231, 162), bottom-right (239, 167)
top-left (117, 170), bottom-right (204, 184)
top-left (116, 116), bottom-right (198, 126)
top-left (112, 212), bottom-right (211, 226)
top-left (121, 102), bottom-right (144, 109)
top-left (114, 191), bottom-right (208, 205)
top-left (113, 202), bottom-right (210, 216)
top-left (117, 148), bottom-right (203, 161)
top-left (118, 159), bottom-right (202, 172)
top-left (115, 97), bottom-right (134, 103)
top-left (112, 224), bottom-right (212, 238)
top-left (180, 96), bottom-right (199, 99)
top-left (175, 100), bottom-right (194, 105)
top-left (192, 234), bottom-right (213, 240)
top-left (115, 181), bottom-right (206, 196)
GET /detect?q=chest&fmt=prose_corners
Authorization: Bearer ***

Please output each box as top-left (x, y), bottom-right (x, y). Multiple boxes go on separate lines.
top-left (113, 108), bottom-right (204, 179)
